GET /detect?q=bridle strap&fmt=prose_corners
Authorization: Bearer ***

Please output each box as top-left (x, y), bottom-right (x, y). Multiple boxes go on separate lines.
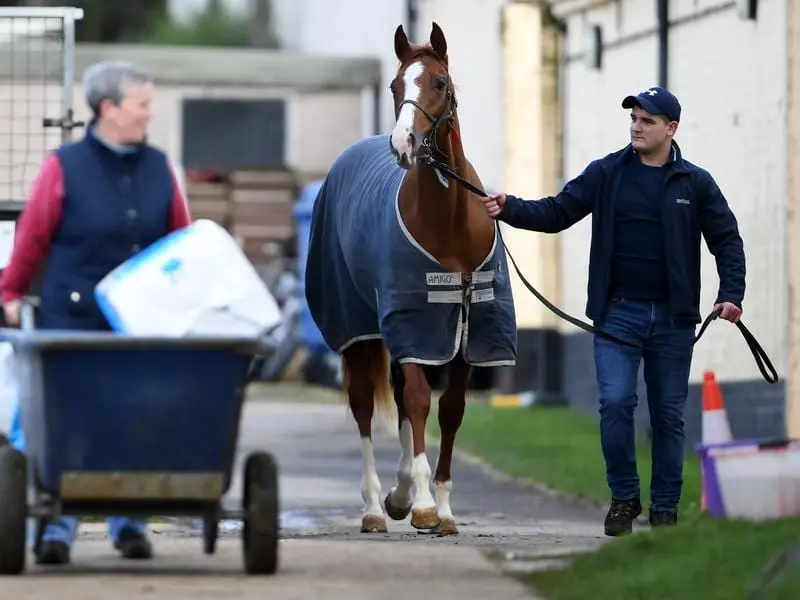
top-left (393, 54), bottom-right (458, 161)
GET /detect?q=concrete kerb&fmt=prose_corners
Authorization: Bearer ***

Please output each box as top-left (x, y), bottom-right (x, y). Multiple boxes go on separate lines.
top-left (433, 428), bottom-right (652, 527)
top-left (425, 423), bottom-right (608, 514)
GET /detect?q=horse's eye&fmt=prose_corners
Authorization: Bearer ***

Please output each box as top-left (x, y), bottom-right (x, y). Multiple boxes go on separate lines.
top-left (436, 78), bottom-right (446, 91)
top-left (389, 83), bottom-right (397, 94)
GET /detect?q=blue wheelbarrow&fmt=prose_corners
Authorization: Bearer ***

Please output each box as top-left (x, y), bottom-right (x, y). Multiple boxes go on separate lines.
top-left (0, 328), bottom-right (279, 576)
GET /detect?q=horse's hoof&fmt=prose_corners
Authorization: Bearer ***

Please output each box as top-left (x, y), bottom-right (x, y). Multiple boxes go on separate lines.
top-left (384, 492), bottom-right (412, 521)
top-left (361, 514), bottom-right (388, 533)
top-left (434, 517), bottom-right (459, 535)
top-left (410, 507), bottom-right (440, 530)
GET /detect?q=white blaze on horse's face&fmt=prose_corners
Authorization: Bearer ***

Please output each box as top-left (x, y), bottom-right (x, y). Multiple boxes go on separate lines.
top-left (391, 60), bottom-right (424, 168)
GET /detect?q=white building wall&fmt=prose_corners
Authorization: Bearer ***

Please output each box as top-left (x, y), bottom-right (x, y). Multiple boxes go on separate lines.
top-left (413, 0), bottom-right (508, 189)
top-left (559, 5), bottom-right (658, 338)
top-left (170, 0), bottom-right (509, 187)
top-left (168, 0), bottom-right (403, 138)
top-left (276, 0), bottom-right (508, 189)
top-left (269, 0), bottom-right (406, 138)
top-left (555, 0), bottom-right (788, 384)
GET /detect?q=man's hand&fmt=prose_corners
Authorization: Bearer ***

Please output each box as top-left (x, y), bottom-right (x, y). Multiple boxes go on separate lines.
top-left (481, 192), bottom-right (506, 219)
top-left (714, 302), bottom-right (742, 323)
top-left (2, 300), bottom-right (20, 327)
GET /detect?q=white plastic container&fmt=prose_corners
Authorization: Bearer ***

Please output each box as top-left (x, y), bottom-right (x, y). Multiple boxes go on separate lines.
top-left (95, 219), bottom-right (282, 338)
top-left (0, 341), bottom-right (16, 433)
top-left (698, 439), bottom-right (800, 521)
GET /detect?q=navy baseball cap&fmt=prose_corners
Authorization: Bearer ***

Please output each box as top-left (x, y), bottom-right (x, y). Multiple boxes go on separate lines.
top-left (622, 87), bottom-right (681, 122)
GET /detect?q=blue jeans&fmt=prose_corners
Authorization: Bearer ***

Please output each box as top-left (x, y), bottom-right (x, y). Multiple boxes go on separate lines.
top-left (8, 394), bottom-right (149, 547)
top-left (593, 297), bottom-right (695, 513)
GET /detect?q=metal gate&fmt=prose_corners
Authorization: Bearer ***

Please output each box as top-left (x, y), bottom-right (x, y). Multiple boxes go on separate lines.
top-left (0, 6), bottom-right (84, 309)
top-left (0, 6), bottom-right (84, 207)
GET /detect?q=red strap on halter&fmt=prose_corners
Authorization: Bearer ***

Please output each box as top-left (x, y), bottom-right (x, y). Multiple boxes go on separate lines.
top-left (449, 123), bottom-right (462, 146)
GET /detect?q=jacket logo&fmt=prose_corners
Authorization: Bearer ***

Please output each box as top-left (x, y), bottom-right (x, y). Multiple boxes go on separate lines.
top-left (676, 198), bottom-right (691, 205)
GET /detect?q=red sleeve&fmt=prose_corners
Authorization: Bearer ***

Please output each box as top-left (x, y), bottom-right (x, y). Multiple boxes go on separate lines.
top-left (168, 164), bottom-right (192, 231)
top-left (0, 153), bottom-right (64, 304)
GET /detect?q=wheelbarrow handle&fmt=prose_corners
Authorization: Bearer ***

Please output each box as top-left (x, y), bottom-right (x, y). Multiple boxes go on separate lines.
top-left (19, 296), bottom-right (37, 331)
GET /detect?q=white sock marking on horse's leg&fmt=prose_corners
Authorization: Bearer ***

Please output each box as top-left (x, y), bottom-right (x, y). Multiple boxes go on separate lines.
top-left (360, 437), bottom-right (383, 518)
top-left (410, 452), bottom-right (436, 510)
top-left (388, 419), bottom-right (413, 509)
top-left (435, 480), bottom-right (454, 519)
top-left (390, 61), bottom-right (424, 158)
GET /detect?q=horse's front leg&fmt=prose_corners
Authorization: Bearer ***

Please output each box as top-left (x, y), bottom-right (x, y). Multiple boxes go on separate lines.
top-left (384, 361), bottom-right (414, 521)
top-left (432, 354), bottom-right (470, 534)
top-left (344, 346), bottom-right (387, 534)
top-left (401, 363), bottom-right (440, 530)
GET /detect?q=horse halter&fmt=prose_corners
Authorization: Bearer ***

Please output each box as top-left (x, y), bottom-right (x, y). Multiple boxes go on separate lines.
top-left (393, 63), bottom-right (457, 162)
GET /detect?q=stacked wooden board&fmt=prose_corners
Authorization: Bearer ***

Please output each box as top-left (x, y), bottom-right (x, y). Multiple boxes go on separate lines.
top-left (229, 167), bottom-right (298, 270)
top-left (184, 179), bottom-right (231, 229)
top-left (184, 167), bottom-right (301, 273)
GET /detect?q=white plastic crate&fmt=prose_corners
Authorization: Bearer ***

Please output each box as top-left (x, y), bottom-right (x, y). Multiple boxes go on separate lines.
top-left (698, 439), bottom-right (800, 521)
top-left (95, 219), bottom-right (282, 338)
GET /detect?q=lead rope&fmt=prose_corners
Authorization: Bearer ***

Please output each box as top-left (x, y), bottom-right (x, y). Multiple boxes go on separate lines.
top-left (419, 154), bottom-right (778, 385)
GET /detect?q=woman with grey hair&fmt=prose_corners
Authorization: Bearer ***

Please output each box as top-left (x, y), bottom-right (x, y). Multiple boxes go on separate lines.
top-left (0, 59), bottom-right (192, 565)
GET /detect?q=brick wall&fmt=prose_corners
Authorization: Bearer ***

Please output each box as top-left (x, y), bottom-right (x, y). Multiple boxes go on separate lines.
top-left (786, 0), bottom-right (800, 436)
top-left (548, 0), bottom-right (789, 444)
top-left (555, 0), bottom-right (788, 386)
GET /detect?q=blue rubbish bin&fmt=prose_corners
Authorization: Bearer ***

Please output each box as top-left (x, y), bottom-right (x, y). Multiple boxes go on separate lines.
top-left (293, 180), bottom-right (330, 353)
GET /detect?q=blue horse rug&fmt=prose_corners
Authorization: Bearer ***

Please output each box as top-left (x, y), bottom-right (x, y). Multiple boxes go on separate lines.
top-left (305, 134), bottom-right (517, 366)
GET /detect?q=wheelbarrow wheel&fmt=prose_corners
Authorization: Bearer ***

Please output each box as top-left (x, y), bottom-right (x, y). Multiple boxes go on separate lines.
top-left (0, 445), bottom-right (27, 575)
top-left (241, 451), bottom-right (279, 575)
top-left (203, 516), bottom-right (218, 555)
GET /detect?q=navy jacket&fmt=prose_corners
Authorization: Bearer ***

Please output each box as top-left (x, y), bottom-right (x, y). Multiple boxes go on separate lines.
top-left (38, 128), bottom-right (176, 330)
top-left (499, 142), bottom-right (745, 325)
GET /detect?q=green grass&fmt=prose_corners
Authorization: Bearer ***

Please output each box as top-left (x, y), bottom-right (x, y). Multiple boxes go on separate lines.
top-left (439, 403), bottom-right (701, 516)
top-left (442, 404), bottom-right (800, 600)
top-left (140, 4), bottom-right (250, 48)
top-left (528, 517), bottom-right (800, 600)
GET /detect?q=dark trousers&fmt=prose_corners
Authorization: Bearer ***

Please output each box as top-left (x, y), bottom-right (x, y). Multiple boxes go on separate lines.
top-left (593, 297), bottom-right (695, 512)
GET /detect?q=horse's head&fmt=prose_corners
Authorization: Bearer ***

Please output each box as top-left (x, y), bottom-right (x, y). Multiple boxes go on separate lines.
top-left (389, 22), bottom-right (456, 170)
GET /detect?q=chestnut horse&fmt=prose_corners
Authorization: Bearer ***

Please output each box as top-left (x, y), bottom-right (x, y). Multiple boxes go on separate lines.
top-left (305, 22), bottom-right (516, 535)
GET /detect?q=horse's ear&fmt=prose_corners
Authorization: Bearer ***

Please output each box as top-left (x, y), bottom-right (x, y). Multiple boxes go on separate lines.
top-left (394, 24), bottom-right (411, 62)
top-left (430, 22), bottom-right (448, 63)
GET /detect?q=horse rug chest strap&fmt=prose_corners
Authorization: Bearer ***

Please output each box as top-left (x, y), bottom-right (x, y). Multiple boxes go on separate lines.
top-left (425, 270), bottom-right (495, 305)
top-left (425, 270), bottom-right (493, 351)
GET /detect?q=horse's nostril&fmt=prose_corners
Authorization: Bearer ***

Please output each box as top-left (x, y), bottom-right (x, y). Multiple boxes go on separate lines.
top-left (407, 133), bottom-right (415, 149)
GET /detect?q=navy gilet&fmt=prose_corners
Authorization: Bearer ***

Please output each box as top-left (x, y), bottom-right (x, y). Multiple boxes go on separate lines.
top-left (38, 126), bottom-right (174, 331)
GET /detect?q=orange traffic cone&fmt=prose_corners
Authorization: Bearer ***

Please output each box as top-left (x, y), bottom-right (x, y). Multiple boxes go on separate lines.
top-left (702, 370), bottom-right (732, 443)
top-left (700, 370), bottom-right (732, 510)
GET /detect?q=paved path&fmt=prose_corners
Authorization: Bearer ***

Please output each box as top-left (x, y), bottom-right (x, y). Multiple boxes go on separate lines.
top-left (234, 401), bottom-right (607, 548)
top-left (1, 397), bottom-right (609, 598)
